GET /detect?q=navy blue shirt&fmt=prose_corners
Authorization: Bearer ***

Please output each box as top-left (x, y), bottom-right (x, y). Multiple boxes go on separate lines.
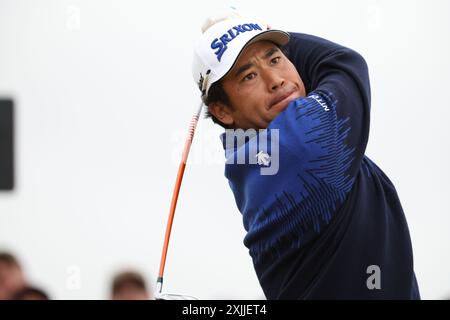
top-left (221, 33), bottom-right (420, 299)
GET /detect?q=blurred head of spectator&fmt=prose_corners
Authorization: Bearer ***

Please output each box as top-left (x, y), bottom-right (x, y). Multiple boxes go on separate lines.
top-left (13, 286), bottom-right (50, 300)
top-left (110, 270), bottom-right (151, 300)
top-left (0, 252), bottom-right (26, 300)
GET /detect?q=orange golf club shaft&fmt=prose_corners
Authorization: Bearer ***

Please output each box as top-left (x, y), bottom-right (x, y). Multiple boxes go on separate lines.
top-left (157, 103), bottom-right (203, 294)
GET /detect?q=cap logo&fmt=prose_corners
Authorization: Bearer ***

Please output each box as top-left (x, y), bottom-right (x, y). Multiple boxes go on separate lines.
top-left (210, 23), bottom-right (262, 62)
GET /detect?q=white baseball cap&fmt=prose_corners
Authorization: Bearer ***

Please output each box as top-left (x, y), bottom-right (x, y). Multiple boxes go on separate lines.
top-left (192, 17), bottom-right (290, 99)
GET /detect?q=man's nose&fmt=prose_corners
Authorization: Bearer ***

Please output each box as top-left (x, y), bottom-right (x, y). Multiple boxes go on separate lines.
top-left (264, 71), bottom-right (285, 92)
top-left (271, 79), bottom-right (285, 91)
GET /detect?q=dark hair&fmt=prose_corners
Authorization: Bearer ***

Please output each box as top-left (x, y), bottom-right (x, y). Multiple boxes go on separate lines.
top-left (111, 271), bottom-right (147, 294)
top-left (204, 79), bottom-right (233, 129)
top-left (0, 252), bottom-right (20, 267)
top-left (13, 286), bottom-right (50, 300)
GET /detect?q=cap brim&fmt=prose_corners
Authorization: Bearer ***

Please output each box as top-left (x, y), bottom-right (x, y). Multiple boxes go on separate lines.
top-left (219, 29), bottom-right (290, 82)
top-left (245, 29), bottom-right (290, 48)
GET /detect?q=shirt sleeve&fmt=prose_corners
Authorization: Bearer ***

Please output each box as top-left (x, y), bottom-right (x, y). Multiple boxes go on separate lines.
top-left (276, 32), bottom-right (371, 187)
top-left (222, 33), bottom-right (374, 261)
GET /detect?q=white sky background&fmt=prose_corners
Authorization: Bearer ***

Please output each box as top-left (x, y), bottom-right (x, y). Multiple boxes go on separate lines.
top-left (0, 0), bottom-right (449, 299)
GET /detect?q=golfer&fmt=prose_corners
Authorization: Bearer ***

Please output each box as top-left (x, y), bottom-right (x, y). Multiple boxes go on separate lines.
top-left (192, 13), bottom-right (420, 299)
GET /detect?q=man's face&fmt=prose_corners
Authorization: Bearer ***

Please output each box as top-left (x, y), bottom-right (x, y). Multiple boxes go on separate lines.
top-left (209, 40), bottom-right (306, 130)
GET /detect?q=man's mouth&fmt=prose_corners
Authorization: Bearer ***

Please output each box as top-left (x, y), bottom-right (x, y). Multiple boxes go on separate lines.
top-left (268, 87), bottom-right (299, 111)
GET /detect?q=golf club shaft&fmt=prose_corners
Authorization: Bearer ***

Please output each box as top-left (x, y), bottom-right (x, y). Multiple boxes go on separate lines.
top-left (157, 102), bottom-right (203, 294)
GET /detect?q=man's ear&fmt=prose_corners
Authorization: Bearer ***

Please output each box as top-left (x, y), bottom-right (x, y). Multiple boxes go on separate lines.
top-left (208, 102), bottom-right (234, 126)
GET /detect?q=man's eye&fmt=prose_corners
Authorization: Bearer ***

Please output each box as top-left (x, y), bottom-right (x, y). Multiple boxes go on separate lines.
top-left (271, 57), bottom-right (281, 65)
top-left (243, 73), bottom-right (256, 81)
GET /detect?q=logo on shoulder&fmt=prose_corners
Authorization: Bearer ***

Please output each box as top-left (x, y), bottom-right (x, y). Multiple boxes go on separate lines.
top-left (309, 93), bottom-right (330, 112)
